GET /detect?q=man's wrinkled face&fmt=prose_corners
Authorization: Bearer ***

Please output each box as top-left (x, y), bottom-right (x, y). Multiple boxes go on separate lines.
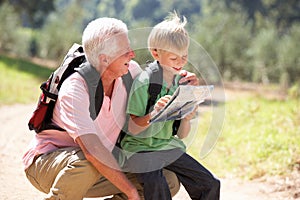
top-left (106, 33), bottom-right (135, 77)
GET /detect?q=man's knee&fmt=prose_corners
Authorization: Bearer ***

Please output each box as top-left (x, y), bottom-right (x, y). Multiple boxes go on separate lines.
top-left (163, 169), bottom-right (180, 197)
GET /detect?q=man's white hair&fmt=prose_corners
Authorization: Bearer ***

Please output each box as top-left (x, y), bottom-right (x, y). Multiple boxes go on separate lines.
top-left (82, 17), bottom-right (128, 68)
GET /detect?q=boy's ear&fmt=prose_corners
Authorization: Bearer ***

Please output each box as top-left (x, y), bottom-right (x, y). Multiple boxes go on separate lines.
top-left (150, 48), bottom-right (160, 60)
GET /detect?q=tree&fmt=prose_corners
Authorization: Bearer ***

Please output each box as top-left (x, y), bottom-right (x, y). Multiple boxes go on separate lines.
top-left (267, 0), bottom-right (300, 34)
top-left (277, 24), bottom-right (300, 85)
top-left (3, 0), bottom-right (55, 28)
top-left (160, 0), bottom-right (201, 19)
top-left (216, 0), bottom-right (300, 34)
top-left (38, 1), bottom-right (86, 60)
top-left (249, 25), bottom-right (279, 83)
top-left (0, 2), bottom-right (31, 56)
top-left (131, 0), bottom-right (161, 23)
top-left (192, 1), bottom-right (253, 81)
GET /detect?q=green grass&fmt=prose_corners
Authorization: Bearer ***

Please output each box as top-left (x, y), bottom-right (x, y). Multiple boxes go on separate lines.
top-left (187, 97), bottom-right (300, 180)
top-left (0, 55), bottom-right (53, 105)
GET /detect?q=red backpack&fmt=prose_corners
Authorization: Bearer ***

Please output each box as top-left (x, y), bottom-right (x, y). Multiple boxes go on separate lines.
top-left (28, 43), bottom-right (133, 133)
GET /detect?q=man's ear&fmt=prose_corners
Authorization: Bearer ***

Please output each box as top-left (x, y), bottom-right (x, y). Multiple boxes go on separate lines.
top-left (99, 54), bottom-right (109, 65)
top-left (150, 48), bottom-right (160, 60)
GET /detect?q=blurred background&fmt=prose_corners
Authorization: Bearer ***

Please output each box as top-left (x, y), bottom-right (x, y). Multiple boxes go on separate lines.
top-left (0, 0), bottom-right (299, 198)
top-left (1, 0), bottom-right (300, 87)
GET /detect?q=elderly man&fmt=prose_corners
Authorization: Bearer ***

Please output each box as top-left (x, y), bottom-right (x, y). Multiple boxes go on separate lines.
top-left (23, 17), bottom-right (199, 200)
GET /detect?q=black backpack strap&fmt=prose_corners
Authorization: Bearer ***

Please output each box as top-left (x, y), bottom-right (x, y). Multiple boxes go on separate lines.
top-left (76, 62), bottom-right (103, 120)
top-left (145, 61), bottom-right (182, 135)
top-left (172, 120), bottom-right (181, 135)
top-left (115, 71), bottom-right (133, 148)
top-left (145, 61), bottom-right (163, 114)
top-left (121, 71), bottom-right (133, 97)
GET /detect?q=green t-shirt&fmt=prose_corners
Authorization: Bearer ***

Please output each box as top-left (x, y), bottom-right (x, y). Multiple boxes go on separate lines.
top-left (121, 69), bottom-right (186, 154)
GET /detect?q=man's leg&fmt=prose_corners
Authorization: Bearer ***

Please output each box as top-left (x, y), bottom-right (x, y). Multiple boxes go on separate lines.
top-left (85, 169), bottom-right (180, 200)
top-left (25, 147), bottom-right (101, 200)
top-left (85, 172), bottom-right (141, 200)
top-left (163, 169), bottom-right (180, 197)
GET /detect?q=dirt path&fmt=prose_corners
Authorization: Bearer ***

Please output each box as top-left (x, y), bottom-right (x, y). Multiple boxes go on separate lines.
top-left (0, 103), bottom-right (297, 200)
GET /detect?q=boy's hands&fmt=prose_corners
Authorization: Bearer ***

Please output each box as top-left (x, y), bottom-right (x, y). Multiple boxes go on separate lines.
top-left (183, 106), bottom-right (198, 121)
top-left (150, 95), bottom-right (172, 118)
top-left (150, 70), bottom-right (199, 118)
top-left (177, 106), bottom-right (198, 139)
top-left (179, 70), bottom-right (199, 86)
top-left (154, 95), bottom-right (172, 111)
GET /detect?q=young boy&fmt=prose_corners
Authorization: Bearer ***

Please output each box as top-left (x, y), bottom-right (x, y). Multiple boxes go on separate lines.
top-left (121, 12), bottom-right (220, 200)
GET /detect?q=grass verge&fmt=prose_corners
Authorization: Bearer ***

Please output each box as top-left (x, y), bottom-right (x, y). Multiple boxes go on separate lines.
top-left (0, 55), bottom-right (53, 105)
top-left (187, 97), bottom-right (300, 180)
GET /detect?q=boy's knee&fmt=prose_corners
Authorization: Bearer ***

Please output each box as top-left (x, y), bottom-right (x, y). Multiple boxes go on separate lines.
top-left (137, 171), bottom-right (166, 184)
top-left (212, 177), bottom-right (221, 191)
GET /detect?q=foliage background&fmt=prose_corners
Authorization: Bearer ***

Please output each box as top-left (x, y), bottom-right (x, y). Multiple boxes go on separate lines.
top-left (0, 0), bottom-right (299, 89)
top-left (0, 0), bottom-right (299, 184)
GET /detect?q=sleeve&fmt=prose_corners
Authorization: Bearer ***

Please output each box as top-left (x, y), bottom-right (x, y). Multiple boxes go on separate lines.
top-left (54, 73), bottom-right (97, 139)
top-left (126, 71), bottom-right (150, 117)
top-left (128, 60), bottom-right (142, 79)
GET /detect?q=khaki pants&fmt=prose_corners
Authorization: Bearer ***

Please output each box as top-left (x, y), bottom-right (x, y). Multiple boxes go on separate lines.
top-left (25, 147), bottom-right (179, 200)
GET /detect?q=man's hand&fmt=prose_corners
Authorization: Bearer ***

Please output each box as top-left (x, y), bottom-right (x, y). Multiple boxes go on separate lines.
top-left (76, 134), bottom-right (140, 199)
top-left (127, 189), bottom-right (141, 200)
top-left (179, 70), bottom-right (199, 86)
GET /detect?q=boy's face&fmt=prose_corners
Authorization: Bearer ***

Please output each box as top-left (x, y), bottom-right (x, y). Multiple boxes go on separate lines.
top-left (155, 49), bottom-right (188, 74)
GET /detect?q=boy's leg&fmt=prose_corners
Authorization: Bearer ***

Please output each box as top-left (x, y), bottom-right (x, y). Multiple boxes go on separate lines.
top-left (25, 147), bottom-right (101, 200)
top-left (165, 152), bottom-right (220, 200)
top-left (136, 169), bottom-right (172, 200)
top-left (121, 150), bottom-right (181, 199)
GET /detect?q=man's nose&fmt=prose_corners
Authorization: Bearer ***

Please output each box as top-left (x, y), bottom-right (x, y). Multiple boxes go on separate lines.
top-left (128, 50), bottom-right (135, 59)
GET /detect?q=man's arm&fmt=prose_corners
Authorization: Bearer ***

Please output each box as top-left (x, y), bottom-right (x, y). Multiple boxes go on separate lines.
top-left (76, 134), bottom-right (140, 200)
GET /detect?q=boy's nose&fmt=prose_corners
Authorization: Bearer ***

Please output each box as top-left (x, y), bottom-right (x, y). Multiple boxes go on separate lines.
top-left (178, 57), bottom-right (186, 66)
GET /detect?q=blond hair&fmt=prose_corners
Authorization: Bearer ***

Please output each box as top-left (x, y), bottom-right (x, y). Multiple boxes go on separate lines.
top-left (148, 12), bottom-right (189, 54)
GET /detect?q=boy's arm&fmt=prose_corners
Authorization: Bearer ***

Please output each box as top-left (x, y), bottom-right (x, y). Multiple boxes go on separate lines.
top-left (176, 107), bottom-right (197, 139)
top-left (128, 95), bottom-right (172, 135)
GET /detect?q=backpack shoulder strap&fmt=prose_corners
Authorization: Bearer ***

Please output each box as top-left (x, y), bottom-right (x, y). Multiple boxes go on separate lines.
top-left (76, 63), bottom-right (103, 120)
top-left (114, 71), bottom-right (134, 148)
top-left (144, 61), bottom-right (163, 114)
top-left (76, 64), bottom-right (133, 121)
top-left (121, 71), bottom-right (133, 95)
top-left (53, 43), bottom-right (85, 92)
top-left (145, 61), bottom-right (181, 135)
